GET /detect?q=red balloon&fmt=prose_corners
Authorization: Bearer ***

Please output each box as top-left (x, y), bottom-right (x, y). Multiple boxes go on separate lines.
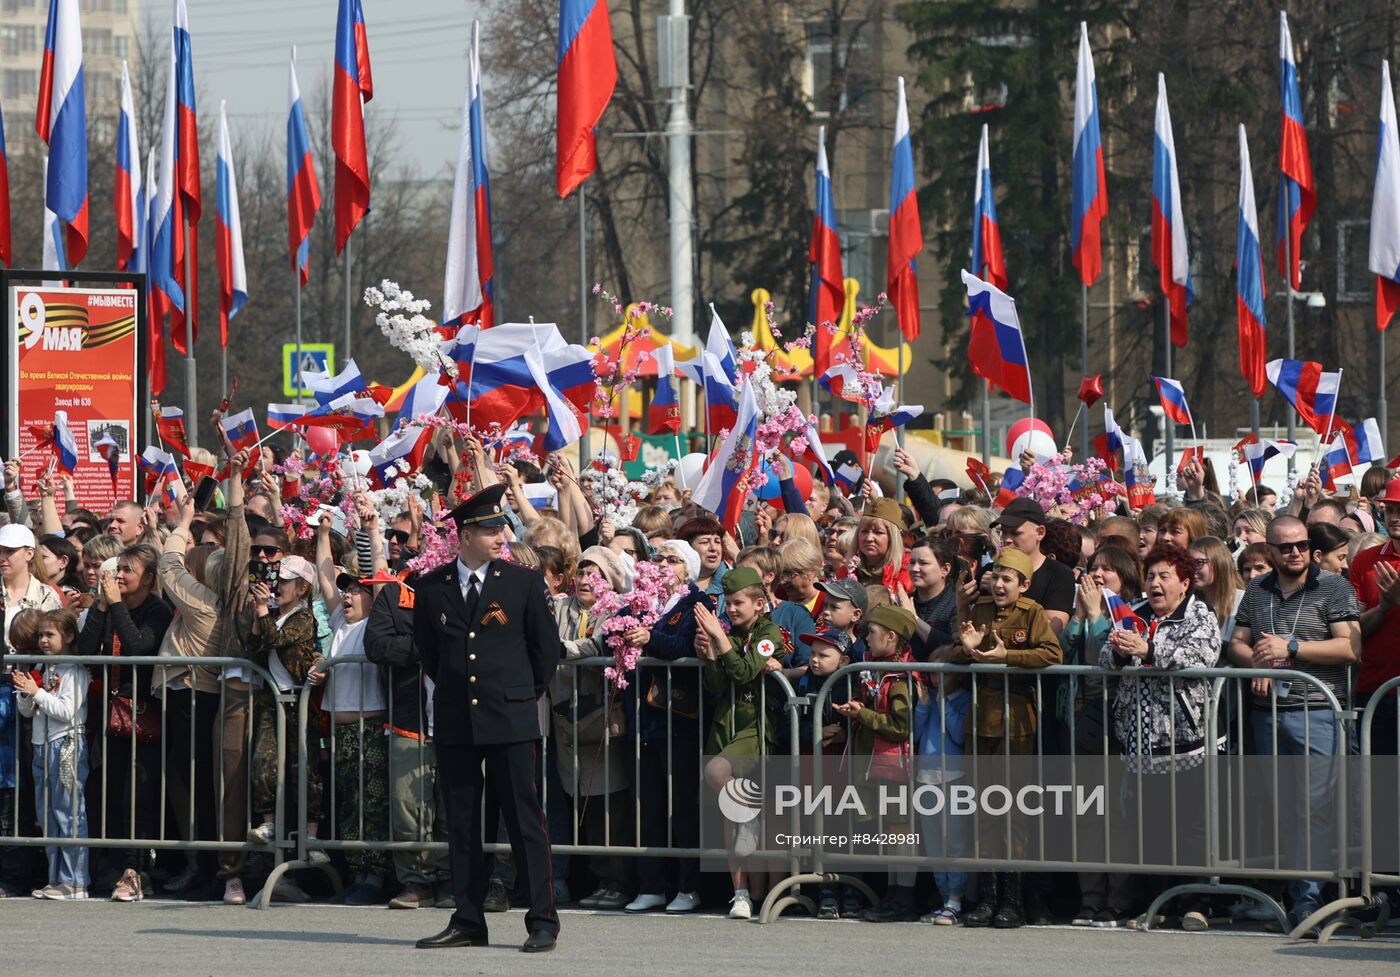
top-left (303, 425), bottom-right (341, 457)
top-left (767, 462), bottom-right (814, 510)
top-left (1078, 374), bottom-right (1105, 408)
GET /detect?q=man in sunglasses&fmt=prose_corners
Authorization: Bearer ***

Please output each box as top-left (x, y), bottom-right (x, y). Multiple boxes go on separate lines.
top-left (386, 511), bottom-right (419, 569)
top-left (1227, 513), bottom-right (1360, 931)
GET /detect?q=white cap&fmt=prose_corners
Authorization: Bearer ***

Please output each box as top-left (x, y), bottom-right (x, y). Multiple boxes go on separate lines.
top-left (0, 523), bottom-right (36, 549)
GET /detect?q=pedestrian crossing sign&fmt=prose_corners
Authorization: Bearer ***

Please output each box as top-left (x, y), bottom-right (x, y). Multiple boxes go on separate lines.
top-left (283, 343), bottom-right (336, 397)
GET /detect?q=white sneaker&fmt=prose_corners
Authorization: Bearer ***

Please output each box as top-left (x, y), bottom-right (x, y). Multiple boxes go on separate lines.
top-left (666, 891), bottom-right (701, 913)
top-left (306, 848), bottom-right (330, 866)
top-left (728, 889), bottom-right (753, 920)
top-left (247, 822), bottom-right (275, 846)
top-left (1181, 910), bottom-right (1209, 931)
top-left (625, 893), bottom-right (667, 913)
top-left (223, 879), bottom-right (246, 906)
top-left (733, 820), bottom-right (760, 858)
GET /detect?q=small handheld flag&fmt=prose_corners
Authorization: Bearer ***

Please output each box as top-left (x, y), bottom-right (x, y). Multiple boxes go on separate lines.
top-left (1265, 358), bottom-right (1341, 435)
top-left (1150, 376), bottom-right (1194, 428)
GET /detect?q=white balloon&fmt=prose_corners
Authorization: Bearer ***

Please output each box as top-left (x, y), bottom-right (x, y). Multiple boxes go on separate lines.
top-left (1010, 428), bottom-right (1057, 464)
top-left (677, 452), bottom-right (707, 489)
top-left (348, 449), bottom-right (372, 477)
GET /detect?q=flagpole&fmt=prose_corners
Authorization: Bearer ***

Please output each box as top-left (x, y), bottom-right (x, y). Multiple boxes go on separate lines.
top-left (1251, 396), bottom-right (1260, 442)
top-left (981, 381), bottom-right (991, 466)
top-left (343, 235), bottom-right (353, 365)
top-left (1161, 299), bottom-right (1172, 476)
top-left (1380, 329), bottom-right (1389, 453)
top-left (895, 315), bottom-right (906, 502)
top-left (221, 346), bottom-right (227, 400)
top-left (183, 224), bottom-right (199, 449)
top-left (1063, 403), bottom-right (1085, 453)
top-left (295, 269), bottom-right (304, 405)
top-left (577, 185), bottom-right (589, 472)
top-left (1080, 281), bottom-right (1089, 462)
top-left (1284, 232), bottom-right (1297, 474)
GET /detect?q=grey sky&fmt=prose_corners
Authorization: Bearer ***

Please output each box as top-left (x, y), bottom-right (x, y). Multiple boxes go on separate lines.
top-left (172, 0), bottom-right (484, 178)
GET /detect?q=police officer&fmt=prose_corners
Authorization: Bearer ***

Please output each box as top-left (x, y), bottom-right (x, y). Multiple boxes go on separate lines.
top-left (412, 484), bottom-right (562, 953)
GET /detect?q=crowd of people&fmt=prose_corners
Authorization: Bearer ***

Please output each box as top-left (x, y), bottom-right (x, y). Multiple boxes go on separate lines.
top-left (0, 424), bottom-right (1396, 939)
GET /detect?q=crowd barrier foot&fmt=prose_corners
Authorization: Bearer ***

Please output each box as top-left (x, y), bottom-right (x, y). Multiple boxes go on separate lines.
top-left (1143, 882), bottom-right (1287, 934)
top-left (756, 873), bottom-right (877, 925)
top-left (1293, 894), bottom-right (1388, 944)
top-left (250, 857), bottom-right (343, 910)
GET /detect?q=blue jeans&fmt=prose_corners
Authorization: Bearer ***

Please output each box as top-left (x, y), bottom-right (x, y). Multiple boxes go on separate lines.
top-left (31, 736), bottom-right (90, 888)
top-left (1250, 705), bottom-right (1340, 919)
top-left (920, 787), bottom-right (971, 901)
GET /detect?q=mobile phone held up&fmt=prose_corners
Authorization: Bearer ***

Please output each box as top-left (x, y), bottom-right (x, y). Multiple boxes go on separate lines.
top-left (193, 476), bottom-right (219, 512)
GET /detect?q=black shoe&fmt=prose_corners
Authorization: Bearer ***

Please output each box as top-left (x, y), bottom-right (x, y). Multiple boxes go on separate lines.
top-left (992, 873), bottom-right (1024, 929)
top-left (963, 874), bottom-right (999, 929)
top-left (483, 879), bottom-right (510, 913)
top-left (415, 925), bottom-right (488, 949)
top-left (522, 929), bottom-right (557, 953)
top-left (862, 887), bottom-right (915, 922)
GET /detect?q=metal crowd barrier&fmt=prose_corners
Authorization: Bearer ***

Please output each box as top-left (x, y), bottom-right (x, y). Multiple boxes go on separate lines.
top-left (1, 655), bottom-right (294, 900)
top-left (764, 661), bottom-right (1360, 932)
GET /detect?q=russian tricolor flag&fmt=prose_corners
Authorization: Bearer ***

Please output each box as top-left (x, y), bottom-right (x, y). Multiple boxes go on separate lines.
top-left (1278, 12), bottom-right (1316, 291)
top-left (1241, 436), bottom-right (1297, 485)
top-left (1369, 60), bottom-right (1400, 332)
top-left (368, 423), bottom-right (430, 487)
top-left (556, 0), bottom-right (615, 198)
top-left (36, 0), bottom-right (87, 268)
top-left (971, 122), bottom-right (1006, 289)
top-left (1104, 589), bottom-right (1146, 633)
top-left (1350, 417), bottom-right (1385, 466)
top-left (332, 0), bottom-right (373, 253)
top-left (1266, 357), bottom-right (1340, 435)
top-left (798, 413), bottom-right (835, 486)
top-left (303, 358), bottom-right (366, 405)
top-left (152, 1), bottom-right (192, 349)
top-left (267, 403), bottom-right (306, 430)
top-left (1319, 433), bottom-right (1353, 490)
top-left (1152, 74), bottom-right (1193, 349)
top-left (887, 76), bottom-right (922, 342)
top-left (216, 101), bottom-right (248, 349)
top-left (808, 125), bottom-right (844, 377)
top-left (443, 22), bottom-right (494, 331)
top-left (819, 362), bottom-right (865, 404)
top-left (705, 305), bottom-right (740, 384)
top-left (94, 430), bottom-right (120, 488)
top-left (994, 467), bottom-right (1025, 510)
top-left (1071, 22), bottom-right (1108, 287)
top-left (52, 410), bottom-right (79, 473)
top-left (1092, 404), bottom-right (1125, 470)
top-left (1150, 376), bottom-right (1193, 427)
top-left (397, 371), bottom-right (449, 427)
top-left (287, 48), bottom-right (321, 287)
top-left (526, 345), bottom-right (585, 452)
top-left (648, 342), bottom-right (681, 435)
top-left (692, 378), bottom-right (759, 532)
top-left (219, 407), bottom-right (260, 454)
top-left (0, 98), bottom-right (10, 267)
top-left (445, 322), bottom-right (592, 431)
top-left (115, 60), bottom-right (141, 271)
top-left (139, 446), bottom-right (181, 500)
top-left (1236, 125), bottom-right (1268, 397)
top-left (962, 269), bottom-right (1032, 405)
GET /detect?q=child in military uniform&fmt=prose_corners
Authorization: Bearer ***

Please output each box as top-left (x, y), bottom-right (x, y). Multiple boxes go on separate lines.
top-left (949, 547), bottom-right (1061, 929)
top-left (834, 604), bottom-right (920, 922)
top-left (695, 567), bottom-right (787, 921)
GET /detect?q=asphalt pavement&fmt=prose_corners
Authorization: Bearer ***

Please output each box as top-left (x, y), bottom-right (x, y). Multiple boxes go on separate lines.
top-left (3, 900), bottom-right (1397, 977)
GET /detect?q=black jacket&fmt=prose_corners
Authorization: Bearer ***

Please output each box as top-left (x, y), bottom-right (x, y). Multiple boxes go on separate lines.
top-left (363, 580), bottom-right (428, 737)
top-left (411, 558), bottom-right (561, 747)
top-left (632, 585), bottom-right (713, 743)
top-left (77, 594), bottom-right (174, 699)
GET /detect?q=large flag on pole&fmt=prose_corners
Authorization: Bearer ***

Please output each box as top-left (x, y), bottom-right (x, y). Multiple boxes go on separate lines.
top-left (971, 123), bottom-right (1006, 289)
top-left (442, 22), bottom-right (495, 331)
top-left (173, 0), bottom-right (199, 347)
top-left (287, 48), bottom-right (321, 287)
top-left (1370, 60), bottom-right (1400, 332)
top-left (115, 60), bottom-right (141, 270)
top-left (151, 7), bottom-right (185, 345)
top-left (145, 147), bottom-right (165, 393)
top-left (215, 101), bottom-right (247, 348)
top-left (41, 156), bottom-right (67, 276)
top-left (0, 99), bottom-right (11, 267)
top-left (808, 125), bottom-right (844, 376)
top-left (886, 76), bottom-right (921, 342)
top-left (555, 0), bottom-right (616, 198)
top-left (1071, 21), bottom-right (1107, 286)
top-left (1278, 11), bottom-right (1316, 291)
top-left (1236, 125), bottom-right (1268, 397)
top-left (1152, 74), bottom-right (1192, 348)
top-left (36, 0), bottom-right (88, 267)
top-left (962, 269), bottom-right (1032, 405)
top-left (332, 0), bottom-right (372, 252)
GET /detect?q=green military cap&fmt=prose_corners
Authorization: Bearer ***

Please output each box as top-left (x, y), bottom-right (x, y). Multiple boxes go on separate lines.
top-left (722, 566), bottom-right (764, 595)
top-left (865, 602), bottom-right (918, 640)
top-left (993, 548), bottom-right (1034, 580)
top-left (863, 497), bottom-right (904, 528)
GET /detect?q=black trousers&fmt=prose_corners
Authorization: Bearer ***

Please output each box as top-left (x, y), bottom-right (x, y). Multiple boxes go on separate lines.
top-left (163, 689), bottom-right (220, 879)
top-left (438, 740), bottom-right (558, 940)
top-left (636, 732), bottom-right (700, 897)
